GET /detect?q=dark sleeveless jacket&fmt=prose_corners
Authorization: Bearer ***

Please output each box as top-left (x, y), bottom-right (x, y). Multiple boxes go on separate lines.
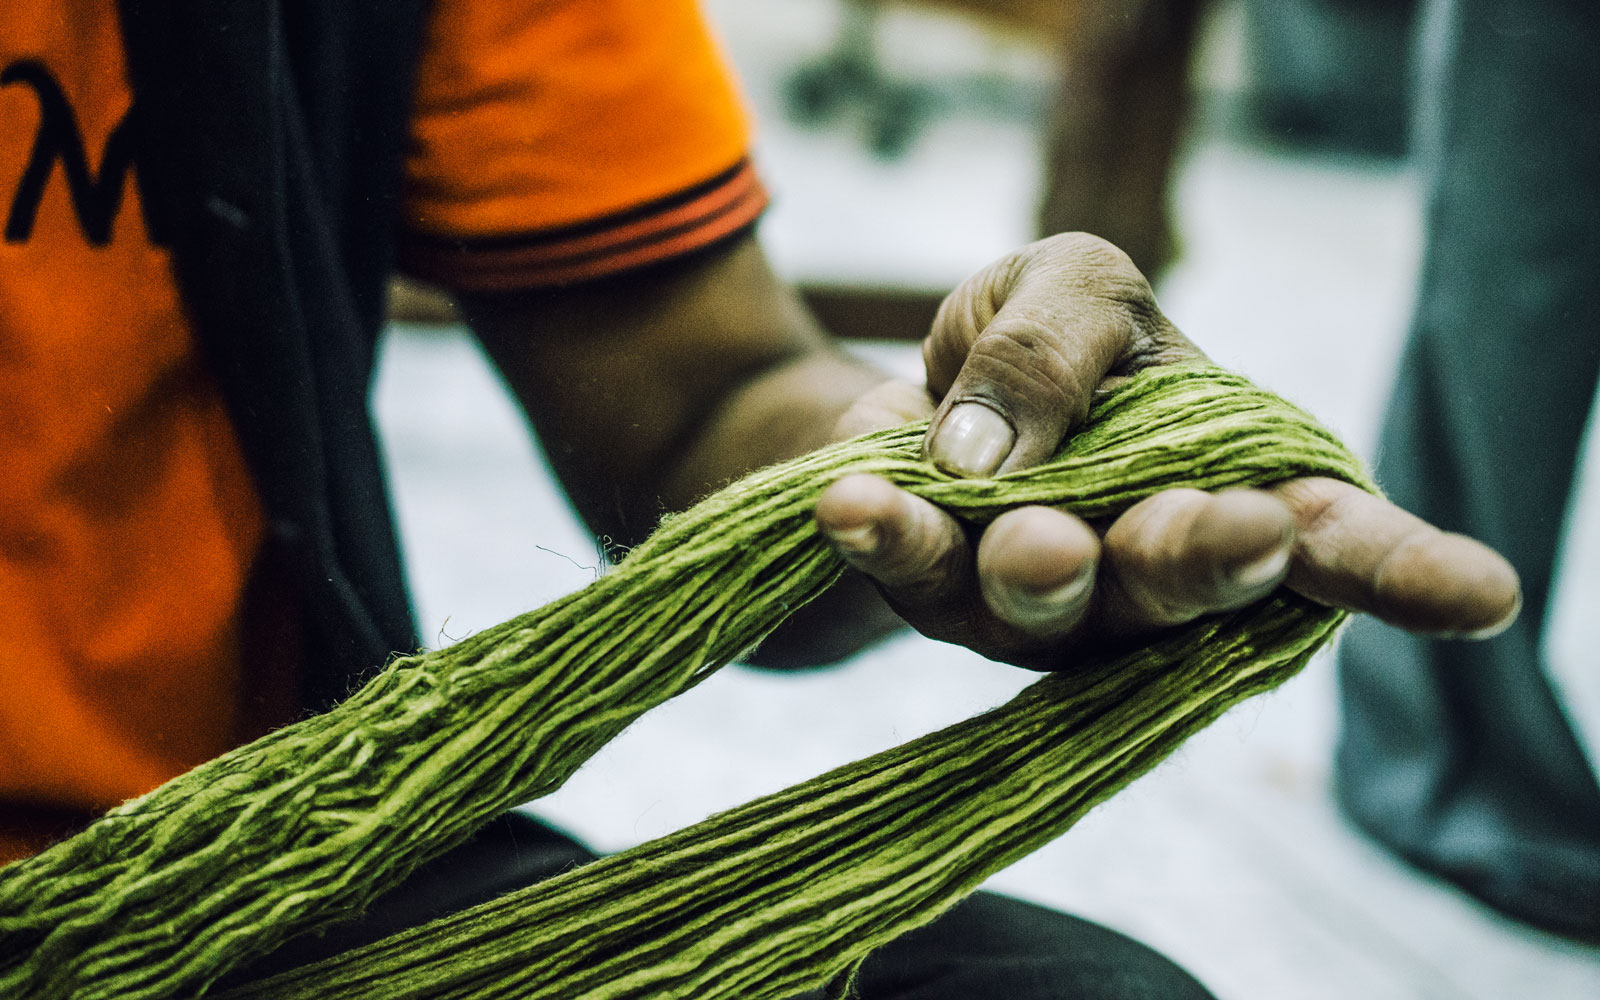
top-left (118, 0), bottom-right (434, 709)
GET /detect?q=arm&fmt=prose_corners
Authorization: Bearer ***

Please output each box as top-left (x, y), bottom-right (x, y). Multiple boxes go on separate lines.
top-left (461, 230), bottom-right (1521, 671)
top-left (457, 233), bottom-right (907, 665)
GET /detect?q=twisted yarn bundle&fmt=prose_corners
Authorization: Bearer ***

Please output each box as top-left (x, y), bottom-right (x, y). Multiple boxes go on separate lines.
top-left (0, 365), bottom-right (1370, 1000)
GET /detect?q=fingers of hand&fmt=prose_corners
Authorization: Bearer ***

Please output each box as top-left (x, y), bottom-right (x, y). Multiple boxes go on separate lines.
top-left (920, 233), bottom-right (1200, 477)
top-left (815, 474), bottom-right (972, 603)
top-left (831, 379), bottom-right (937, 442)
top-left (818, 478), bottom-right (1101, 657)
top-left (975, 506), bottom-right (1100, 640)
top-left (1268, 477), bottom-right (1521, 637)
top-left (1100, 488), bottom-right (1296, 632)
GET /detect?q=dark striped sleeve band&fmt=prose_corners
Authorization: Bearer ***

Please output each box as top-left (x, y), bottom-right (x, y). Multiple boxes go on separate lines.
top-left (398, 159), bottom-right (768, 291)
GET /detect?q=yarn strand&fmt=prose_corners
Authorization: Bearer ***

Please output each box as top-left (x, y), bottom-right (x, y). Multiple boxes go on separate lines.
top-left (0, 365), bottom-right (1370, 1000)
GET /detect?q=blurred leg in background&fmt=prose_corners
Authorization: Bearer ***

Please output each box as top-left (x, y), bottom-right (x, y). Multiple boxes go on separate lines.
top-left (1240, 0), bottom-right (1417, 158)
top-left (1036, 0), bottom-right (1206, 278)
top-left (809, 892), bottom-right (1216, 1000)
top-left (232, 813), bottom-right (1217, 999)
top-left (1335, 0), bottom-right (1600, 941)
top-left (780, 0), bottom-right (1205, 342)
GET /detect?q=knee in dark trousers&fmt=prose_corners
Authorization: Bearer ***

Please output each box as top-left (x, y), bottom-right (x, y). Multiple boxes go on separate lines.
top-left (233, 815), bottom-right (1214, 1000)
top-left (804, 892), bottom-right (1215, 1000)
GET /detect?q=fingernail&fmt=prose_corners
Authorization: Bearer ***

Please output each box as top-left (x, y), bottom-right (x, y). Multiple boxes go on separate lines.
top-left (1230, 545), bottom-right (1290, 591)
top-left (1027, 568), bottom-right (1095, 611)
top-left (823, 523), bottom-right (879, 557)
top-left (929, 403), bottom-right (1015, 477)
top-left (992, 565), bottom-right (1095, 629)
top-left (1456, 590), bottom-right (1522, 641)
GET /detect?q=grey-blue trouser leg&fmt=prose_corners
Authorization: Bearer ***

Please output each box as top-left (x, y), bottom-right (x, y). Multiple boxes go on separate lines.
top-left (1335, 0), bottom-right (1600, 937)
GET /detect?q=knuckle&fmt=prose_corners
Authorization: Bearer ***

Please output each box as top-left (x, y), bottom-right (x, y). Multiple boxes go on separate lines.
top-left (1274, 477), bottom-right (1368, 571)
top-left (1034, 232), bottom-right (1147, 292)
top-left (961, 326), bottom-right (1080, 423)
top-left (1282, 477), bottom-right (1355, 538)
top-left (921, 329), bottom-right (960, 398)
top-left (874, 507), bottom-right (967, 599)
top-left (1107, 489), bottom-right (1217, 622)
top-left (925, 281), bottom-right (995, 396)
top-left (1369, 522), bottom-right (1446, 608)
top-left (1019, 233), bottom-right (1178, 370)
top-left (1037, 230), bottom-right (1127, 265)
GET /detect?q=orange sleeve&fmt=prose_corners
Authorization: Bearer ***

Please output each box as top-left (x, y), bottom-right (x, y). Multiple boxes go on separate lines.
top-left (398, 0), bottom-right (768, 291)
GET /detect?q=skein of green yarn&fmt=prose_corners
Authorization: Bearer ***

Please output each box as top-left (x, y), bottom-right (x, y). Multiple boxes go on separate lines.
top-left (0, 365), bottom-right (1371, 1000)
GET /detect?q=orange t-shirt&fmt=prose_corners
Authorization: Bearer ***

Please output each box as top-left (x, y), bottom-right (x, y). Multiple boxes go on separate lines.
top-left (0, 0), bottom-right (763, 863)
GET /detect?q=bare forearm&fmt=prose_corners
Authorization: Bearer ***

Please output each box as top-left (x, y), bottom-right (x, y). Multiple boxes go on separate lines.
top-left (657, 350), bottom-right (883, 511)
top-left (460, 238), bottom-right (832, 542)
top-left (460, 234), bottom-right (908, 665)
top-left (467, 230), bottom-right (1520, 686)
top-left (659, 350), bottom-right (906, 668)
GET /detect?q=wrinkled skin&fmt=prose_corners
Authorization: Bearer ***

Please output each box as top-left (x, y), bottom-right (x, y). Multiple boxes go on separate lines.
top-left (465, 231), bottom-right (1519, 672)
top-left (816, 234), bottom-right (1520, 669)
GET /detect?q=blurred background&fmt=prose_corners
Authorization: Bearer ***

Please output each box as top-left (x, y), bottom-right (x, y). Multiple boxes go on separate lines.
top-left (380, 1), bottom-right (1600, 996)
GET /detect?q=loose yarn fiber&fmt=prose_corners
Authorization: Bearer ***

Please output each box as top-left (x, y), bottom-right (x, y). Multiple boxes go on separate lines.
top-left (0, 365), bottom-right (1371, 1000)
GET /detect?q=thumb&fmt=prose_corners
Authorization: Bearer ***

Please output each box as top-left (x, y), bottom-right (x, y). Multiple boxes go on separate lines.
top-left (922, 233), bottom-right (1191, 476)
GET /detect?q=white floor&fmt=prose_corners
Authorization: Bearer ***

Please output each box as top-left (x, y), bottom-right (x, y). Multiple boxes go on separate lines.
top-left (371, 2), bottom-right (1600, 997)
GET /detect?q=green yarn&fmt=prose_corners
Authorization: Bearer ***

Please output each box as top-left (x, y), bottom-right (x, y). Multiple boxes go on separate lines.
top-left (0, 365), bottom-right (1371, 1000)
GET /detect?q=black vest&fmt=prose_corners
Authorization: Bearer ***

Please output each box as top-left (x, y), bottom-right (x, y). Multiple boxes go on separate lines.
top-left (118, 0), bottom-right (434, 709)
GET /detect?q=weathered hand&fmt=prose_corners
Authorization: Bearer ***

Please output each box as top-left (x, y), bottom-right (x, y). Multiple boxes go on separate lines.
top-left (815, 234), bottom-right (1520, 668)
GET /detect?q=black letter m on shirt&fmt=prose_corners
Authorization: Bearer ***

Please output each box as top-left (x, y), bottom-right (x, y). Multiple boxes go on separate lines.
top-left (4, 59), bottom-right (147, 246)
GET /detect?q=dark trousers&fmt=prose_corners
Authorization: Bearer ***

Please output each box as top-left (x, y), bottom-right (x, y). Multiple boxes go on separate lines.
top-left (238, 812), bottom-right (1215, 999)
top-left (1335, 0), bottom-right (1600, 939)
